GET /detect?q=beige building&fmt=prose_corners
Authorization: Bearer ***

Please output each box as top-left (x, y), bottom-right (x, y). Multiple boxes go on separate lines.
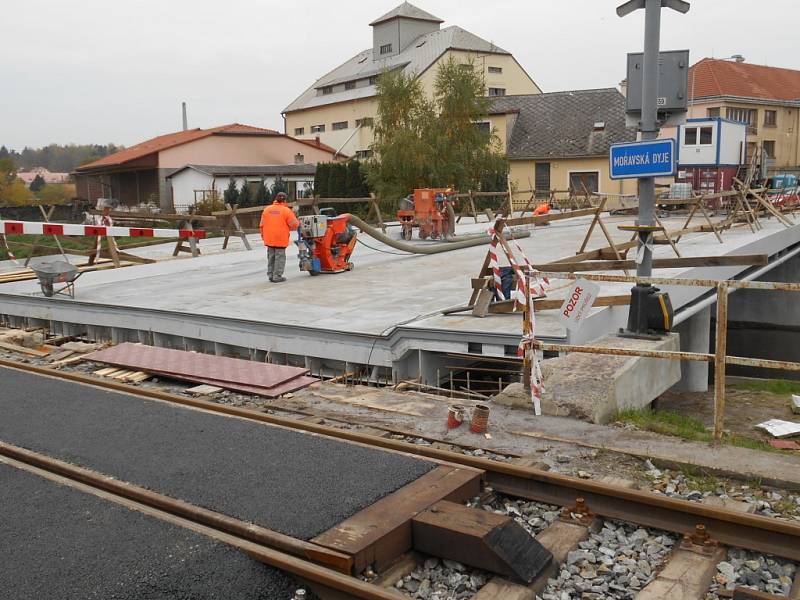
top-left (490, 89), bottom-right (638, 202)
top-left (684, 58), bottom-right (800, 169)
top-left (74, 124), bottom-right (340, 210)
top-left (282, 2), bottom-right (540, 159)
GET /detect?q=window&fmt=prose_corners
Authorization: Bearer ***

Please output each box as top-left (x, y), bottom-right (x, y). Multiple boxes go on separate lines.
top-left (474, 121), bottom-right (491, 134)
top-left (459, 63), bottom-right (472, 71)
top-left (311, 124), bottom-right (325, 133)
top-left (488, 87), bottom-right (506, 97)
top-left (726, 107), bottom-right (757, 125)
top-left (535, 163), bottom-right (551, 194)
top-left (569, 172), bottom-right (599, 194)
top-left (685, 126), bottom-right (713, 145)
top-left (707, 107), bottom-right (720, 118)
top-left (294, 127), bottom-right (305, 136)
top-left (488, 66), bottom-right (503, 74)
top-left (355, 117), bottom-right (374, 128)
top-left (379, 43), bottom-right (392, 55)
top-left (345, 81), bottom-right (356, 91)
top-left (764, 110), bottom-right (777, 127)
top-left (355, 149), bottom-right (373, 160)
top-left (332, 121), bottom-right (348, 131)
top-left (321, 86), bottom-right (333, 95)
top-left (763, 140), bottom-right (775, 158)
top-left (368, 75), bottom-right (378, 86)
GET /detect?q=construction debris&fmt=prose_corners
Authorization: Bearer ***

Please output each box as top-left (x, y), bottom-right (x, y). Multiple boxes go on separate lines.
top-left (83, 343), bottom-right (317, 397)
top-left (756, 419), bottom-right (800, 438)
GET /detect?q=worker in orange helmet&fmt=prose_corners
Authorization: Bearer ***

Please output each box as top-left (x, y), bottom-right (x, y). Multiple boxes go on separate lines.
top-left (259, 192), bottom-right (299, 283)
top-left (532, 203), bottom-right (551, 216)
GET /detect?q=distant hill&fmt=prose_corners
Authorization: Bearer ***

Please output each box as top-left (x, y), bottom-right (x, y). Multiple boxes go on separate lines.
top-left (0, 143), bottom-right (124, 173)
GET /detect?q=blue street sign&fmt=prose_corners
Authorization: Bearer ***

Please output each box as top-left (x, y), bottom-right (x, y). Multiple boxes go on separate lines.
top-left (609, 139), bottom-right (675, 179)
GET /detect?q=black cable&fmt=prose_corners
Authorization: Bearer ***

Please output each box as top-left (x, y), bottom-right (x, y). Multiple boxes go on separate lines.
top-left (355, 237), bottom-right (411, 255)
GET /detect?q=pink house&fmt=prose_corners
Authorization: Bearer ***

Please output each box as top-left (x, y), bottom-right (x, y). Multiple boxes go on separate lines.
top-left (73, 123), bottom-right (343, 210)
top-left (18, 167), bottom-right (70, 185)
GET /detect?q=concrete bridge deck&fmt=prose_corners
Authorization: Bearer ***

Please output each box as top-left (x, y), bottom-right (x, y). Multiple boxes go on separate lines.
top-left (1, 214), bottom-right (798, 382)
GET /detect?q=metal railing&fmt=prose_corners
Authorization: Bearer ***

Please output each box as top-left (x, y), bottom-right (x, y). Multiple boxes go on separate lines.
top-left (529, 270), bottom-right (800, 441)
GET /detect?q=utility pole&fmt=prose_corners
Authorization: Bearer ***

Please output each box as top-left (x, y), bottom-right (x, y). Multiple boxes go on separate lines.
top-left (617, 0), bottom-right (690, 334)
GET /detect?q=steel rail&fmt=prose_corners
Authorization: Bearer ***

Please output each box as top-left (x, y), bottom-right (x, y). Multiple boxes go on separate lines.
top-left (0, 447), bottom-right (399, 600)
top-left (3, 358), bottom-right (800, 561)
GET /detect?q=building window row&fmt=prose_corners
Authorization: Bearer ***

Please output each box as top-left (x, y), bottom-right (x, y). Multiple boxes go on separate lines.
top-left (488, 66), bottom-right (503, 74)
top-left (299, 119), bottom-right (375, 135)
top-left (488, 87), bottom-right (506, 97)
top-left (316, 74), bottom-right (381, 98)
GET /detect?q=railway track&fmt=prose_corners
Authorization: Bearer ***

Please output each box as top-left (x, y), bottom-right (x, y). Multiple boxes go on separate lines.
top-left (2, 355), bottom-right (800, 599)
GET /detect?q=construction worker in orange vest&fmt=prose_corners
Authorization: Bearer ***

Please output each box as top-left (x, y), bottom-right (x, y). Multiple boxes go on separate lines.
top-left (259, 192), bottom-right (299, 283)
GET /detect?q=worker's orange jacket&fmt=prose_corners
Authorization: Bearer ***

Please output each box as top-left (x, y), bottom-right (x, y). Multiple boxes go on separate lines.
top-left (260, 201), bottom-right (299, 248)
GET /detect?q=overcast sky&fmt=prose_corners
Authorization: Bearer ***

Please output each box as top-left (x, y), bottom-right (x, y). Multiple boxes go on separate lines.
top-left (2, 0), bottom-right (798, 150)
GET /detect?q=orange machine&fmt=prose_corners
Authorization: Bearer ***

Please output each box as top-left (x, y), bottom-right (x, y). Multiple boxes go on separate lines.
top-left (296, 213), bottom-right (356, 275)
top-left (397, 188), bottom-right (456, 240)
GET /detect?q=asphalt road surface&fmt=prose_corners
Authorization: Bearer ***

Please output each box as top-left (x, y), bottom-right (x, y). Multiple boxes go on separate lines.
top-left (0, 365), bottom-right (433, 539)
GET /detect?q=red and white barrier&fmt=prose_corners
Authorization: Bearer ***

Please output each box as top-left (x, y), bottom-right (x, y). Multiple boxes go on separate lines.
top-left (0, 220), bottom-right (206, 239)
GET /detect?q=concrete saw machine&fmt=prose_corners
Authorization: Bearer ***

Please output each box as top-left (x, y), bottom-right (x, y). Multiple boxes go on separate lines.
top-left (296, 212), bottom-right (357, 275)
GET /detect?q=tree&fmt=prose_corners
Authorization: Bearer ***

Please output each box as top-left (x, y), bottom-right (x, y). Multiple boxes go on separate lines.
top-left (223, 178), bottom-right (239, 206)
top-left (313, 163), bottom-right (329, 198)
top-left (346, 160), bottom-right (370, 197)
top-left (255, 179), bottom-right (269, 205)
top-left (38, 184), bottom-right (75, 205)
top-left (29, 174), bottom-right (46, 192)
top-left (365, 68), bottom-right (436, 200)
top-left (365, 58), bottom-right (507, 200)
top-left (0, 146), bottom-right (8, 160)
top-left (238, 180), bottom-right (252, 207)
top-left (0, 158), bottom-right (33, 206)
top-left (270, 176), bottom-right (288, 200)
top-left (430, 57), bottom-right (507, 192)
top-left (327, 163), bottom-right (348, 198)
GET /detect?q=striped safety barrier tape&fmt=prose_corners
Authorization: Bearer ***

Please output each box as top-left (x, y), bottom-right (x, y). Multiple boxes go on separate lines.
top-left (0, 220), bottom-right (206, 239)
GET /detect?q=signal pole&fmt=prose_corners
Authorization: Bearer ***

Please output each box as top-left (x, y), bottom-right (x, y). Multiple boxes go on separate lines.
top-left (617, 0), bottom-right (690, 333)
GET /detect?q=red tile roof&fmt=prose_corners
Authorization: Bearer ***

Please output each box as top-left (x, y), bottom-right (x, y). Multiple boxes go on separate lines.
top-left (291, 136), bottom-right (341, 156)
top-left (76, 123), bottom-right (279, 171)
top-left (689, 58), bottom-right (800, 102)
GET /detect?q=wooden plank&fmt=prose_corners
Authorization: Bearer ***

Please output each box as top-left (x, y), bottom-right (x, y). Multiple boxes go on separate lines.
top-left (0, 341), bottom-right (50, 357)
top-left (311, 466), bottom-right (482, 574)
top-left (537, 254), bottom-right (768, 272)
top-left (372, 553), bottom-right (420, 588)
top-left (636, 547), bottom-right (726, 600)
top-left (473, 289), bottom-right (493, 318)
top-left (505, 207), bottom-right (597, 227)
top-left (472, 578), bottom-right (537, 600)
top-left (411, 500), bottom-right (552, 583)
top-left (52, 355), bottom-right (86, 366)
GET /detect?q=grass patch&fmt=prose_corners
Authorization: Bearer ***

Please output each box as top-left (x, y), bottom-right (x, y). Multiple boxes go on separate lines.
top-left (615, 408), bottom-right (783, 454)
top-left (730, 378), bottom-right (800, 396)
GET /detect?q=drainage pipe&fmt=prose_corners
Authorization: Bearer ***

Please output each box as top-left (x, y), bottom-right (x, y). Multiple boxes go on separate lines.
top-left (344, 213), bottom-right (529, 255)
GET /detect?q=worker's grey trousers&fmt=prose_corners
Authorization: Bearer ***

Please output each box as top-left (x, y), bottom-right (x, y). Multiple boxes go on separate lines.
top-left (267, 246), bottom-right (286, 279)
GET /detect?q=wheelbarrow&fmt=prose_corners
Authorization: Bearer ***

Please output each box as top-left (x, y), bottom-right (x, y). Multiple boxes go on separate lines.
top-left (32, 261), bottom-right (81, 298)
